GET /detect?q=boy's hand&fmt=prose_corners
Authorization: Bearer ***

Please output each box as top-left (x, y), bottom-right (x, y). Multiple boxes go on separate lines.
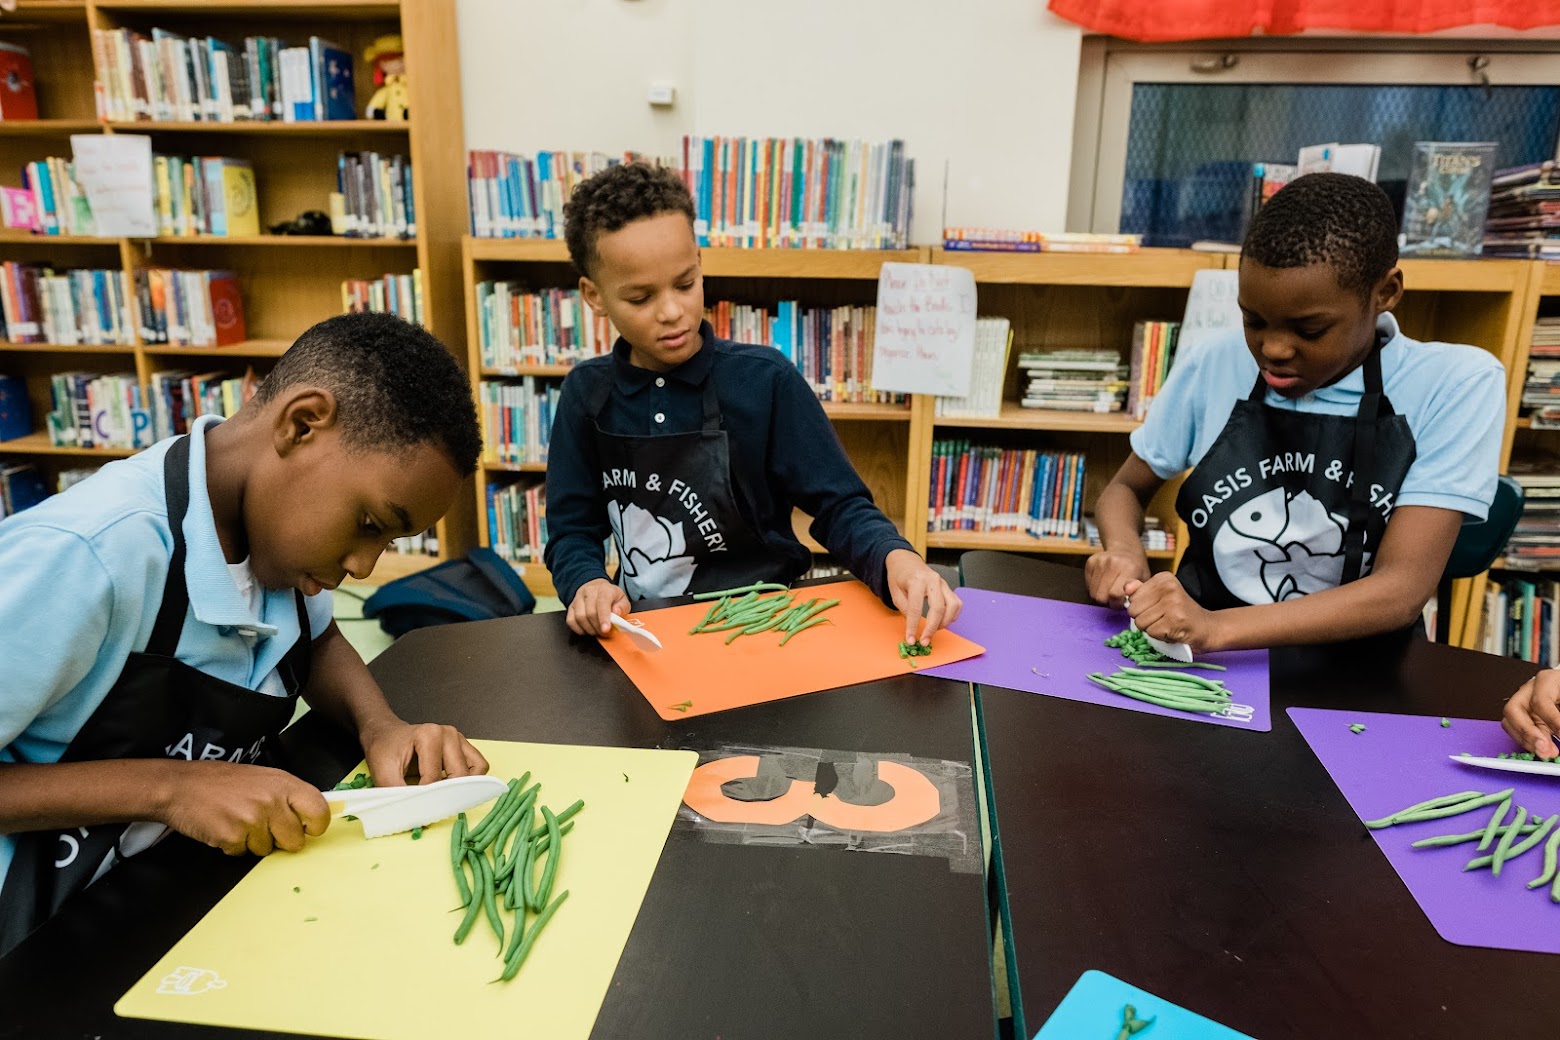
top-left (1085, 549), bottom-right (1152, 609)
top-left (1124, 572), bottom-right (1223, 654)
top-left (359, 718), bottom-right (490, 786)
top-left (160, 761), bottom-right (331, 857)
top-left (1503, 672), bottom-right (1560, 760)
top-left (567, 578), bottom-right (630, 637)
top-left (885, 549), bottom-right (963, 645)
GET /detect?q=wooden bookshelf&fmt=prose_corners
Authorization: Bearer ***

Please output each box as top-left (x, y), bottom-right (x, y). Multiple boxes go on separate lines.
top-left (0, 431), bottom-right (137, 456)
top-left (0, 0), bottom-right (474, 572)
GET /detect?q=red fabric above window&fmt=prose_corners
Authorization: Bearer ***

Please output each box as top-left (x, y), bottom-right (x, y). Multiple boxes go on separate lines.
top-left (1048, 0), bottom-right (1560, 42)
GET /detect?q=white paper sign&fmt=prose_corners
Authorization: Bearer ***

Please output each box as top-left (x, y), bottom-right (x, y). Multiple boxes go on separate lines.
top-left (1177, 268), bottom-right (1243, 355)
top-left (69, 134), bottom-right (156, 237)
top-left (870, 262), bottom-right (978, 397)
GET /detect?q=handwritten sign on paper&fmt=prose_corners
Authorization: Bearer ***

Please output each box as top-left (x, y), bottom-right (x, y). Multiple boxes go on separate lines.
top-left (1177, 268), bottom-right (1242, 354)
top-left (69, 134), bottom-right (156, 238)
top-left (870, 262), bottom-right (977, 397)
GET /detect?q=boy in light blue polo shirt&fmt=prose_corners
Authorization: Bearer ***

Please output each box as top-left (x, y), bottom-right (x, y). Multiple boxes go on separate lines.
top-left (0, 312), bottom-right (489, 955)
top-left (1086, 173), bottom-right (1505, 652)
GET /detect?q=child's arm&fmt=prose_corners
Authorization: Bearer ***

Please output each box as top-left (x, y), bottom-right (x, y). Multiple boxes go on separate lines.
top-left (541, 374), bottom-right (628, 636)
top-left (302, 620), bottom-right (489, 784)
top-left (1085, 454), bottom-right (1166, 608)
top-left (1125, 504), bottom-right (1463, 651)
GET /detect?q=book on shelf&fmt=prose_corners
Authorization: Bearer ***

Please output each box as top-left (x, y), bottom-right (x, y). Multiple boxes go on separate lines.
top-left (152, 155), bottom-right (258, 237)
top-left (46, 372), bottom-right (153, 450)
top-left (1482, 165), bottom-right (1560, 257)
top-left (1014, 347), bottom-right (1127, 414)
top-left (1243, 162), bottom-right (1297, 233)
top-left (1126, 320), bottom-right (1181, 421)
top-left (477, 284), bottom-right (616, 370)
top-left (1297, 143), bottom-right (1380, 181)
top-left (0, 463), bottom-right (47, 518)
top-left (935, 318), bottom-right (1012, 419)
top-left (928, 440), bottom-right (1086, 539)
top-left (1085, 516), bottom-right (1177, 554)
top-left (0, 374), bottom-right (32, 440)
top-left (0, 264), bottom-right (134, 347)
top-left (487, 480), bottom-right (548, 566)
top-left (94, 29), bottom-right (355, 124)
top-left (1, 186), bottom-right (38, 232)
top-left (467, 150), bottom-right (650, 239)
top-left (150, 368), bottom-right (258, 440)
top-left (1400, 142), bottom-right (1497, 259)
top-left (134, 268), bottom-right (246, 347)
top-left (342, 270), bottom-right (423, 326)
top-left (1479, 576), bottom-right (1559, 666)
top-left (336, 152), bottom-right (415, 239)
top-left (941, 228), bottom-right (1142, 254)
top-left (706, 300), bottom-right (904, 405)
top-left (479, 378), bottom-right (560, 466)
top-left (388, 529), bottom-right (438, 558)
top-left (21, 158), bottom-right (94, 236)
top-left (0, 43), bottom-right (38, 122)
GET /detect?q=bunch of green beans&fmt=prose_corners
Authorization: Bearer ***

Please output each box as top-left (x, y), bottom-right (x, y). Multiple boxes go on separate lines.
top-left (1087, 667), bottom-right (1234, 715)
top-left (448, 772), bottom-right (585, 983)
top-left (687, 582), bottom-right (839, 646)
top-left (1365, 787), bottom-right (1560, 902)
top-left (1104, 628), bottom-right (1227, 671)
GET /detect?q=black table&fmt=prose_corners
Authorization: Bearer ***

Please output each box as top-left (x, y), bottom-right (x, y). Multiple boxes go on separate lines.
top-left (0, 587), bottom-right (998, 1039)
top-left (959, 550), bottom-right (1547, 1039)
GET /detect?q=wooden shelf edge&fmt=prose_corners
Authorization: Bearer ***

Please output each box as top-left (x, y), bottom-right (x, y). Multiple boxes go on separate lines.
top-left (925, 531), bottom-right (1175, 560)
top-left (106, 119), bottom-right (407, 134)
top-left (0, 432), bottom-right (138, 457)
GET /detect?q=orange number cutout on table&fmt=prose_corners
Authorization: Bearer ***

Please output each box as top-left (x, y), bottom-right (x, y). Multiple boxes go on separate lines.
top-left (682, 755), bottom-right (941, 833)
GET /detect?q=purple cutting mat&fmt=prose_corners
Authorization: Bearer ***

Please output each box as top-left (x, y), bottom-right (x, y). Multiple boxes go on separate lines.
top-left (1290, 707), bottom-right (1560, 955)
top-left (920, 589), bottom-right (1271, 731)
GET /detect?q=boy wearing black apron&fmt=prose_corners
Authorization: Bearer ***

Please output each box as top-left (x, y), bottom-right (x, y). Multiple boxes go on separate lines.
top-left (0, 313), bottom-right (489, 956)
top-left (1086, 174), bottom-right (1505, 652)
top-left (545, 164), bottom-right (961, 645)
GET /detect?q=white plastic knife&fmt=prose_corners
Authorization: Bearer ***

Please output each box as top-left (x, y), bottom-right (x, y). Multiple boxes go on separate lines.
top-left (1125, 606), bottom-right (1194, 664)
top-left (1450, 754), bottom-right (1560, 779)
top-left (609, 612), bottom-right (663, 652)
top-left (323, 774), bottom-right (508, 839)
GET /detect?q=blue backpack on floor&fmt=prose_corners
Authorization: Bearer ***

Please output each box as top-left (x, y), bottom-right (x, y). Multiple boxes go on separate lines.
top-left (362, 548), bottom-right (536, 638)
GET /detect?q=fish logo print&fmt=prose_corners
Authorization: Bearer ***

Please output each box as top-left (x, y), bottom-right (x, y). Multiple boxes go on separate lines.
top-left (1211, 487), bottom-right (1369, 604)
top-left (609, 501), bottom-right (698, 600)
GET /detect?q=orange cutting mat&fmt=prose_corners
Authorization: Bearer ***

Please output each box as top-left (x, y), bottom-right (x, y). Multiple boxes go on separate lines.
top-left (600, 580), bottom-right (985, 719)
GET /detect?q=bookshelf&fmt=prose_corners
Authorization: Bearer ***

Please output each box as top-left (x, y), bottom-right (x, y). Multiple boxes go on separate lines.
top-left (0, 0), bottom-right (473, 577)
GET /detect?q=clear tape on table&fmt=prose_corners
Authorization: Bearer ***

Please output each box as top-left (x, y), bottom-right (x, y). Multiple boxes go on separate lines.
top-left (673, 743), bottom-right (982, 874)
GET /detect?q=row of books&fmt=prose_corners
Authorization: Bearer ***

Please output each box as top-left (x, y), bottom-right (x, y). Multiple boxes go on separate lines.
top-left (479, 379), bottom-right (560, 467)
top-left (681, 136), bottom-right (912, 250)
top-left (0, 375), bottom-right (29, 440)
top-left (153, 155), bottom-right (259, 237)
top-left (1483, 162), bottom-right (1560, 260)
top-left (0, 264), bottom-right (135, 346)
top-left (149, 369), bottom-right (258, 442)
top-left (336, 152), bottom-right (416, 239)
top-left (705, 301), bottom-right (905, 404)
top-left (134, 269), bottom-right (246, 347)
top-left (0, 463), bottom-right (46, 519)
top-left (94, 30), bottom-right (355, 124)
top-left (928, 441), bottom-right (1087, 538)
top-left (1528, 318), bottom-right (1560, 429)
top-left (476, 284), bottom-right (617, 370)
top-left (342, 271), bottom-right (424, 327)
top-left (1085, 516), bottom-right (1177, 555)
top-left (1499, 462), bottom-right (1560, 570)
top-left (1127, 320), bottom-right (1181, 420)
top-left (1479, 578), bottom-right (1560, 666)
top-left (934, 319), bottom-right (1012, 419)
top-left (16, 158), bottom-right (93, 236)
top-left (389, 530), bottom-right (439, 559)
top-left (46, 372), bottom-right (151, 450)
top-left (486, 480), bottom-right (548, 566)
top-left (941, 228), bottom-right (1142, 254)
top-left (467, 151), bottom-right (644, 240)
top-left (1018, 349), bottom-right (1127, 414)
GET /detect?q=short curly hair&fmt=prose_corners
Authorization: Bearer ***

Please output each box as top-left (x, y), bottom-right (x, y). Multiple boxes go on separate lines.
top-left (1242, 173), bottom-right (1400, 299)
top-left (255, 312), bottom-right (481, 475)
top-left (563, 162), bottom-right (696, 279)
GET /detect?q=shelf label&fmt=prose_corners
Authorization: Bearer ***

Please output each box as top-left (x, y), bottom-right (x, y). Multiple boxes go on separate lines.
top-left (871, 262), bottom-right (977, 397)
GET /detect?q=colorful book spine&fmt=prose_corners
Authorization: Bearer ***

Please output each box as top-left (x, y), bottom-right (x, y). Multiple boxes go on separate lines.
top-left (478, 378), bottom-right (562, 466)
top-left (342, 270), bottom-right (422, 326)
top-left (486, 480), bottom-right (548, 565)
top-left (927, 441), bottom-right (1089, 540)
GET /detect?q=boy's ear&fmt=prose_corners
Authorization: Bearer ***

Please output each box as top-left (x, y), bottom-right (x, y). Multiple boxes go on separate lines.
top-left (579, 275), bottom-right (606, 317)
top-left (1374, 266), bottom-right (1405, 314)
top-left (272, 387), bottom-right (339, 457)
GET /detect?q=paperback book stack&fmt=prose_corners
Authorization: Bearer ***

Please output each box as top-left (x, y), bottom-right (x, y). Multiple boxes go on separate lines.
top-left (1530, 318), bottom-right (1560, 429)
top-left (1481, 162), bottom-right (1560, 260)
top-left (1017, 349), bottom-right (1127, 414)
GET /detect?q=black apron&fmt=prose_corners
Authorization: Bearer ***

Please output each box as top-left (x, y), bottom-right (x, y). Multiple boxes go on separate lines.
top-left (0, 435), bottom-right (311, 956)
top-left (1175, 347), bottom-right (1417, 610)
top-left (585, 371), bottom-right (799, 600)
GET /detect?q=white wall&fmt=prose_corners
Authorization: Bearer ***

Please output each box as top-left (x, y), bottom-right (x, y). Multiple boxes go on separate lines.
top-left (457, 0), bottom-right (1084, 241)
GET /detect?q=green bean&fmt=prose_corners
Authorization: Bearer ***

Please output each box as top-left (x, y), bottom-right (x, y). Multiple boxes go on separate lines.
top-left (480, 853), bottom-right (505, 950)
top-left (536, 805), bottom-right (562, 909)
top-left (505, 847), bottom-right (524, 910)
top-left (691, 599), bottom-right (724, 632)
top-left (467, 779), bottom-right (522, 844)
top-left (1412, 825), bottom-right (1528, 849)
top-left (1086, 675), bottom-right (1223, 714)
top-left (498, 890), bottom-right (570, 983)
top-left (1111, 674), bottom-right (1229, 698)
top-left (1531, 822), bottom-right (1560, 890)
top-left (1489, 806), bottom-right (1532, 875)
top-left (727, 615), bottom-right (787, 643)
top-left (778, 616), bottom-right (831, 646)
top-left (493, 789), bottom-right (539, 879)
top-left (1475, 794), bottom-right (1518, 848)
top-left (453, 850), bottom-right (485, 944)
top-left (693, 582), bottom-right (789, 600)
top-left (530, 819), bottom-right (575, 856)
top-left (450, 813), bottom-right (472, 906)
top-left (473, 790), bottom-right (531, 853)
top-left (1363, 789), bottom-right (1513, 831)
top-left (1502, 813), bottom-right (1557, 875)
top-left (526, 799), bottom-right (585, 840)
top-left (1116, 667), bottom-right (1227, 691)
top-left (1376, 791), bottom-right (1488, 825)
top-left (1127, 659), bottom-right (1228, 671)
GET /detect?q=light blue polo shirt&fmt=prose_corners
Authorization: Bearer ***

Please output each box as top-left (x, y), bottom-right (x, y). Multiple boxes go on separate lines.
top-left (0, 415), bottom-right (333, 890)
top-left (1131, 312), bottom-right (1506, 520)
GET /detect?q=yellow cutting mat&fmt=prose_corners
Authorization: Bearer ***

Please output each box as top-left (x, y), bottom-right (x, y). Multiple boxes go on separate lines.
top-left (116, 740), bottom-right (696, 1039)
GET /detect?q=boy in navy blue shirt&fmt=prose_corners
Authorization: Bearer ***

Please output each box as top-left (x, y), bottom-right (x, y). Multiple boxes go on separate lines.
top-left (0, 313), bottom-right (488, 955)
top-left (545, 163), bottom-right (960, 642)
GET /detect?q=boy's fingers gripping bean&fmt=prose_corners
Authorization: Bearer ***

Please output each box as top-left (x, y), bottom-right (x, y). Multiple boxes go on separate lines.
top-left (1531, 822), bottom-right (1560, 890)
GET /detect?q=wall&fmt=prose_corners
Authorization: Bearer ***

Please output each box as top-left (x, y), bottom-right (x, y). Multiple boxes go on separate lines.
top-left (457, 0), bottom-right (1085, 241)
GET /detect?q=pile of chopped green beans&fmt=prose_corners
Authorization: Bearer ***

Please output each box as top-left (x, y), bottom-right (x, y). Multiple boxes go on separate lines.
top-left (449, 773), bottom-right (585, 983)
top-left (1365, 787), bottom-right (1560, 900)
top-left (332, 771), bottom-right (373, 791)
top-left (898, 641), bottom-right (931, 659)
top-left (1116, 1003), bottom-right (1155, 1040)
top-left (1087, 667), bottom-right (1234, 715)
top-left (1104, 628), bottom-right (1226, 671)
top-left (687, 582), bottom-right (839, 646)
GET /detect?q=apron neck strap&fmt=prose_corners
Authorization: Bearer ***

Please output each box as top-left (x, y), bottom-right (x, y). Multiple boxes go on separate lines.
top-left (146, 437), bottom-right (193, 658)
top-left (699, 376), bottom-right (722, 431)
top-left (1340, 345), bottom-right (1388, 584)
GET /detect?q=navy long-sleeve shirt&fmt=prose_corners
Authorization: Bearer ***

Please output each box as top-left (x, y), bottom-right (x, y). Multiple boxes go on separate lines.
top-left (543, 322), bottom-right (914, 606)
